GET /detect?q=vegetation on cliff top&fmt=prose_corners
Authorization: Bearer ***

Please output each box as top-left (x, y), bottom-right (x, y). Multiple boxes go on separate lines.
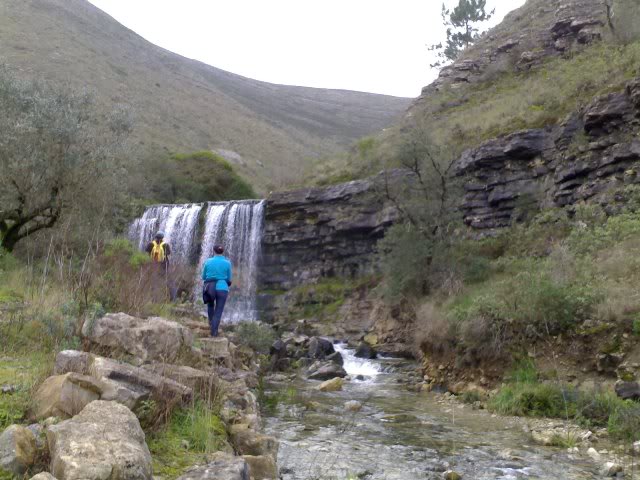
top-left (136, 151), bottom-right (257, 205)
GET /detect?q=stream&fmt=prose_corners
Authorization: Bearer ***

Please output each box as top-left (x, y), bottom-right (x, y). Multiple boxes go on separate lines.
top-left (263, 344), bottom-right (604, 480)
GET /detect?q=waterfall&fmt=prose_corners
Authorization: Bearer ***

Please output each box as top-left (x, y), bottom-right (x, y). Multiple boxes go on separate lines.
top-left (128, 200), bottom-right (266, 323)
top-left (195, 200), bottom-right (266, 323)
top-left (128, 204), bottom-right (203, 263)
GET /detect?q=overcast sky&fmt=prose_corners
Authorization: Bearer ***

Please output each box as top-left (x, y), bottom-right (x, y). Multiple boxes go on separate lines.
top-left (87, 0), bottom-right (526, 98)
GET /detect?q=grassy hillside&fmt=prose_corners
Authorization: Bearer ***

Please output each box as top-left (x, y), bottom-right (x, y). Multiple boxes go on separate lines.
top-left (0, 0), bottom-right (411, 192)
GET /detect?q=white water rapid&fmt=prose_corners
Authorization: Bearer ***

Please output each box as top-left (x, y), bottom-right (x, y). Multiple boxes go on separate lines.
top-left (128, 204), bottom-right (203, 263)
top-left (334, 343), bottom-right (381, 378)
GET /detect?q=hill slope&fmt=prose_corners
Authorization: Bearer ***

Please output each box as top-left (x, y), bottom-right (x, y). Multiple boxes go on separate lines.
top-left (0, 0), bottom-right (411, 191)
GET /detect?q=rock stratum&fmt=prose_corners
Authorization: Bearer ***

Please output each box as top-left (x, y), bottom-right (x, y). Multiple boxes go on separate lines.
top-left (259, 171), bottom-right (405, 291)
top-left (456, 76), bottom-right (640, 231)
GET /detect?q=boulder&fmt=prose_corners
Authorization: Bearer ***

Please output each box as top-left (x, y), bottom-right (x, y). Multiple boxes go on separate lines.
top-left (91, 355), bottom-right (192, 409)
top-left (601, 462), bottom-right (623, 477)
top-left (596, 353), bottom-right (624, 375)
top-left (229, 424), bottom-right (279, 459)
top-left (54, 350), bottom-right (91, 375)
top-left (326, 352), bottom-right (344, 366)
top-left (82, 312), bottom-right (193, 365)
top-left (176, 453), bottom-right (249, 480)
top-left (615, 380), bottom-right (640, 401)
top-left (47, 401), bottom-right (152, 480)
top-left (363, 333), bottom-right (379, 346)
top-left (317, 377), bottom-right (344, 392)
top-left (32, 373), bottom-right (103, 420)
top-left (0, 425), bottom-right (37, 475)
top-left (200, 337), bottom-right (234, 368)
top-left (307, 337), bottom-right (335, 359)
top-left (242, 455), bottom-right (277, 480)
top-left (30, 474), bottom-right (58, 480)
top-left (54, 351), bottom-right (192, 410)
top-left (307, 362), bottom-right (347, 381)
top-left (141, 363), bottom-right (213, 391)
top-left (355, 342), bottom-right (377, 359)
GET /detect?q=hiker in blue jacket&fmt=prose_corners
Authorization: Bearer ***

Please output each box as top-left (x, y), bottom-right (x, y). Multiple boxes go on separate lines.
top-left (202, 245), bottom-right (233, 337)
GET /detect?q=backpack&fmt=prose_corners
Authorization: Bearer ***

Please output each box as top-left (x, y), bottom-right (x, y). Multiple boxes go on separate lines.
top-left (151, 240), bottom-right (166, 262)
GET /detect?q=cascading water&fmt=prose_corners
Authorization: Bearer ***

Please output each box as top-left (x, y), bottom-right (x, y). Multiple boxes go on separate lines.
top-left (195, 200), bottom-right (266, 322)
top-left (334, 343), bottom-right (381, 378)
top-left (128, 199), bottom-right (266, 322)
top-left (128, 204), bottom-right (203, 263)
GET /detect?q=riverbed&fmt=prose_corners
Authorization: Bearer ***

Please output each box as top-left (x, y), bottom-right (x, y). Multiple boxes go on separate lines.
top-left (264, 344), bottom-right (604, 480)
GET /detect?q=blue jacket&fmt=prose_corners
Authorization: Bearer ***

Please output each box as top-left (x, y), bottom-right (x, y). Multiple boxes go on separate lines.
top-left (202, 255), bottom-right (233, 291)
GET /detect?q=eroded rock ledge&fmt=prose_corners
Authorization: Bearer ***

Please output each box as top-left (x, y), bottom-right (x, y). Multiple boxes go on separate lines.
top-left (455, 76), bottom-right (640, 231)
top-left (259, 170), bottom-right (406, 291)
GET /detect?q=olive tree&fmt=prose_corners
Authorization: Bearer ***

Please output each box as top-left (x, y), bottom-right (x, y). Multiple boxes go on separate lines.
top-left (0, 68), bottom-right (133, 252)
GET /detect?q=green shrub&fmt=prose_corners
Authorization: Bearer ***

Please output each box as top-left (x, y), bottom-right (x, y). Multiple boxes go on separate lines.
top-left (148, 402), bottom-right (227, 478)
top-left (234, 322), bottom-right (277, 354)
top-left (489, 382), bottom-right (575, 418)
top-left (143, 151), bottom-right (256, 204)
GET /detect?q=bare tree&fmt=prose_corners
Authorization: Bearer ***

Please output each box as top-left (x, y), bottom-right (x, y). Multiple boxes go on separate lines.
top-left (0, 68), bottom-right (133, 252)
top-left (382, 121), bottom-right (459, 241)
top-left (377, 121), bottom-right (462, 297)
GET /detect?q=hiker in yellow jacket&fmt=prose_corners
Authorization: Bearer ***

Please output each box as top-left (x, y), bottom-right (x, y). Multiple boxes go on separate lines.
top-left (146, 232), bottom-right (172, 264)
top-left (145, 232), bottom-right (176, 301)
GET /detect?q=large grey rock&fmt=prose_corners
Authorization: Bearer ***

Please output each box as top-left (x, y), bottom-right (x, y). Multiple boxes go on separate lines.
top-left (82, 312), bottom-right (194, 365)
top-left (30, 473), bottom-right (58, 480)
top-left (141, 363), bottom-right (213, 391)
top-left (0, 425), bottom-right (37, 475)
top-left (355, 342), bottom-right (377, 360)
top-left (47, 401), bottom-right (152, 480)
top-left (176, 453), bottom-right (249, 480)
top-left (53, 350), bottom-right (192, 410)
top-left (32, 373), bottom-right (103, 420)
top-left (242, 455), bottom-right (277, 480)
top-left (307, 337), bottom-right (335, 359)
top-left (229, 424), bottom-right (279, 459)
top-left (596, 353), bottom-right (624, 375)
top-left (615, 380), bottom-right (640, 401)
top-left (307, 361), bottom-right (347, 381)
top-left (90, 356), bottom-right (192, 409)
top-left (200, 337), bottom-right (234, 368)
top-left (54, 350), bottom-right (91, 375)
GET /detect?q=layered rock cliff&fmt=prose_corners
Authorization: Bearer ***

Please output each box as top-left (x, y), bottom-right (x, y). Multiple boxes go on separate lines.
top-left (456, 76), bottom-right (640, 231)
top-left (259, 171), bottom-right (405, 291)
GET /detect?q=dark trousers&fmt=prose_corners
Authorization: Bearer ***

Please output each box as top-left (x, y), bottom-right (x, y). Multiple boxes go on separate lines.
top-left (203, 282), bottom-right (228, 337)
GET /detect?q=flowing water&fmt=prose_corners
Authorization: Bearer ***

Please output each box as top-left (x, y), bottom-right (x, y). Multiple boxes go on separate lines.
top-left (194, 200), bottom-right (265, 322)
top-left (128, 204), bottom-right (203, 263)
top-left (128, 200), bottom-right (265, 322)
top-left (264, 345), bottom-right (604, 480)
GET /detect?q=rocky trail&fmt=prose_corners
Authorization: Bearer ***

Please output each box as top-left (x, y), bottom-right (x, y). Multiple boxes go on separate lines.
top-left (0, 312), bottom-right (277, 480)
top-left (1, 314), bottom-right (637, 480)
